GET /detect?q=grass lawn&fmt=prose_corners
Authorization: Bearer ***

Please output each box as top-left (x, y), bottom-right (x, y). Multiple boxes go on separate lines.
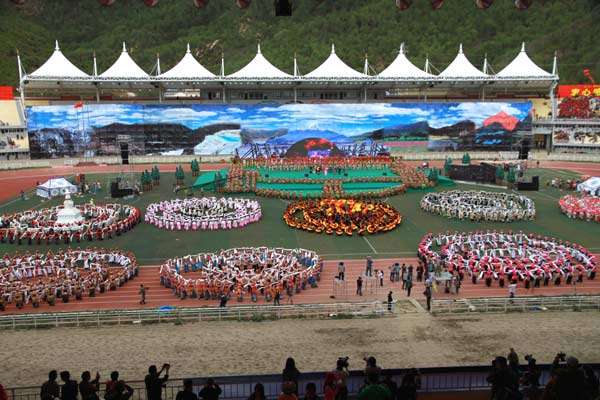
top-left (0, 167), bottom-right (598, 265)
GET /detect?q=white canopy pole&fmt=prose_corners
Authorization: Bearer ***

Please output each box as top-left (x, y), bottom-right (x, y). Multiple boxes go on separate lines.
top-left (16, 49), bottom-right (26, 113)
top-left (221, 52), bottom-right (226, 103)
top-left (93, 51), bottom-right (100, 103)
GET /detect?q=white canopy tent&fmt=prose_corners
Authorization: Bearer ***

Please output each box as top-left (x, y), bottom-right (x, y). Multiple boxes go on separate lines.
top-left (228, 44), bottom-right (292, 79)
top-left (100, 42), bottom-right (149, 79)
top-left (304, 44), bottom-right (367, 79)
top-left (377, 43), bottom-right (434, 79)
top-left (29, 41), bottom-right (89, 79)
top-left (439, 44), bottom-right (488, 80)
top-left (36, 177), bottom-right (78, 198)
top-left (496, 43), bottom-right (554, 79)
top-left (577, 177), bottom-right (600, 196)
top-left (159, 43), bottom-right (216, 79)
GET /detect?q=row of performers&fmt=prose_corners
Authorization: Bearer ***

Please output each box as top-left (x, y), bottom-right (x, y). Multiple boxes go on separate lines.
top-left (251, 156), bottom-right (394, 171)
top-left (5, 203), bottom-right (124, 230)
top-left (0, 250), bottom-right (138, 310)
top-left (160, 270), bottom-right (321, 302)
top-left (0, 209), bottom-right (140, 245)
top-left (559, 195), bottom-right (600, 222)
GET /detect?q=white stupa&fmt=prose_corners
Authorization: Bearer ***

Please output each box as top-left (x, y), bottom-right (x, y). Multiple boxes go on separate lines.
top-left (56, 194), bottom-right (84, 224)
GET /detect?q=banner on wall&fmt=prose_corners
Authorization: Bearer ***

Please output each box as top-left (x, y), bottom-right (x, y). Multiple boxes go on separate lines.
top-left (553, 128), bottom-right (600, 147)
top-left (558, 85), bottom-right (600, 98)
top-left (26, 102), bottom-right (532, 159)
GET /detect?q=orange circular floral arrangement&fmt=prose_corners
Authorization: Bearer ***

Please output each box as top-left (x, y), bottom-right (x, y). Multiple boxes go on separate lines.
top-left (283, 199), bottom-right (401, 236)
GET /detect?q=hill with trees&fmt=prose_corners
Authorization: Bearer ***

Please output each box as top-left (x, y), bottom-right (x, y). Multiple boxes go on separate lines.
top-left (1, 0), bottom-right (598, 87)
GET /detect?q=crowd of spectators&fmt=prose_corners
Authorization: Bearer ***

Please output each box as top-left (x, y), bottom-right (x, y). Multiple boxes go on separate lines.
top-left (12, 351), bottom-right (597, 400)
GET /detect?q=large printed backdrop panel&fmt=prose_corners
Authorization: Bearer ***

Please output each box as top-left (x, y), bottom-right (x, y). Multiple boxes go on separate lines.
top-left (26, 102), bottom-right (532, 159)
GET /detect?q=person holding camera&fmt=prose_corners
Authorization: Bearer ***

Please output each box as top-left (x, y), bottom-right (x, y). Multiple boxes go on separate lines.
top-left (145, 364), bottom-right (170, 400)
top-left (543, 353), bottom-right (587, 400)
top-left (198, 378), bottom-right (221, 400)
top-left (519, 354), bottom-right (541, 400)
top-left (332, 358), bottom-right (350, 400)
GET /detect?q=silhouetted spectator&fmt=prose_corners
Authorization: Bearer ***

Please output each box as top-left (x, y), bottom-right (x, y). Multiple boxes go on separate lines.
top-left (548, 354), bottom-right (587, 400)
top-left (303, 382), bottom-right (320, 400)
top-left (175, 379), bottom-right (198, 400)
top-left (198, 379), bottom-right (221, 400)
top-left (282, 358), bottom-right (301, 395)
top-left (60, 371), bottom-right (78, 400)
top-left (105, 372), bottom-right (119, 396)
top-left (397, 369), bottom-right (421, 400)
top-left (145, 364), bottom-right (170, 400)
top-left (105, 381), bottom-right (133, 400)
top-left (41, 370), bottom-right (60, 400)
top-left (79, 371), bottom-right (100, 400)
top-left (247, 383), bottom-right (266, 400)
top-left (486, 356), bottom-right (519, 400)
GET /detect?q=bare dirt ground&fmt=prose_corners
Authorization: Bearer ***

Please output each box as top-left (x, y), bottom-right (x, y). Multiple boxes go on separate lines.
top-left (2, 311), bottom-right (600, 388)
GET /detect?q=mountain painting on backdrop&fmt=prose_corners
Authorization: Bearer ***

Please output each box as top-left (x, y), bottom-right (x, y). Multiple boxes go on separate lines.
top-left (25, 102), bottom-right (532, 158)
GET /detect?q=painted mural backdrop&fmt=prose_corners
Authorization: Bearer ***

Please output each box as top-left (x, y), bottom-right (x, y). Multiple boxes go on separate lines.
top-left (26, 102), bottom-right (532, 159)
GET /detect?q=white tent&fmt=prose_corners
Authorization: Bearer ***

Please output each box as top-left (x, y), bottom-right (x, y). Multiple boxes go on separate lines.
top-left (439, 44), bottom-right (488, 79)
top-left (228, 44), bottom-right (291, 78)
top-left (577, 177), bottom-right (600, 196)
top-left (378, 43), bottom-right (434, 79)
top-left (304, 44), bottom-right (367, 79)
top-left (36, 177), bottom-right (78, 198)
top-left (496, 43), bottom-right (554, 79)
top-left (159, 43), bottom-right (215, 79)
top-left (29, 41), bottom-right (89, 78)
top-left (100, 42), bottom-right (149, 78)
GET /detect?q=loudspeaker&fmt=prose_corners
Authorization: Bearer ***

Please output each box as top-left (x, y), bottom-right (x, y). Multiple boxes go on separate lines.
top-left (120, 142), bottom-right (129, 165)
top-left (519, 139), bottom-right (531, 160)
top-left (532, 175), bottom-right (539, 189)
top-left (275, 0), bottom-right (292, 16)
top-left (265, 173), bottom-right (269, 178)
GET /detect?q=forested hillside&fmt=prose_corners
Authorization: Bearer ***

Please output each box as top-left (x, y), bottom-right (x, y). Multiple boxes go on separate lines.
top-left (1, 0), bottom-right (598, 87)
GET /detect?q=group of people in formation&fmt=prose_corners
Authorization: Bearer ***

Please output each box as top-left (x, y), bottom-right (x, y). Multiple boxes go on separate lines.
top-left (418, 231), bottom-right (597, 288)
top-left (250, 156), bottom-right (394, 172)
top-left (559, 195), bottom-right (600, 222)
top-left (159, 247), bottom-right (321, 303)
top-left (0, 248), bottom-right (138, 310)
top-left (283, 198), bottom-right (401, 235)
top-left (420, 190), bottom-right (536, 222)
top-left (0, 205), bottom-right (140, 244)
top-left (144, 197), bottom-right (261, 231)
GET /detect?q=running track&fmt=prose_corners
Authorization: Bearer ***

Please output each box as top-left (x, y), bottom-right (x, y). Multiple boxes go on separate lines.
top-left (2, 258), bottom-right (600, 315)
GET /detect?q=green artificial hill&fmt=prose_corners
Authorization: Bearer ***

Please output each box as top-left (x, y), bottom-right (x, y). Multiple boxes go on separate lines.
top-left (1, 0), bottom-right (599, 87)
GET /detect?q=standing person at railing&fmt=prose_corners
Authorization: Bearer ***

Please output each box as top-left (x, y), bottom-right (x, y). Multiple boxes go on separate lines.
top-left (79, 371), bottom-right (100, 400)
top-left (145, 364), bottom-right (170, 400)
top-left (198, 378), bottom-right (221, 400)
top-left (41, 370), bottom-right (60, 400)
top-left (104, 372), bottom-right (119, 396)
top-left (282, 358), bottom-right (301, 396)
top-left (175, 379), bottom-right (198, 400)
top-left (247, 383), bottom-right (267, 400)
top-left (60, 371), bottom-right (78, 400)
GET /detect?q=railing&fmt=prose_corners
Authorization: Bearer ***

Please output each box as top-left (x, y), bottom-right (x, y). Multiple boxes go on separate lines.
top-left (430, 295), bottom-right (600, 314)
top-left (7, 364), bottom-right (600, 400)
top-left (0, 301), bottom-right (400, 330)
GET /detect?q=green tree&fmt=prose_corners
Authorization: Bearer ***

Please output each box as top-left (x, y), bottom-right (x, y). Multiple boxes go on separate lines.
top-left (496, 166), bottom-right (505, 180)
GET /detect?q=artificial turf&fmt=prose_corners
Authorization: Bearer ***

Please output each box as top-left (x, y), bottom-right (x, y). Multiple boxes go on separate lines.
top-left (0, 167), bottom-right (598, 265)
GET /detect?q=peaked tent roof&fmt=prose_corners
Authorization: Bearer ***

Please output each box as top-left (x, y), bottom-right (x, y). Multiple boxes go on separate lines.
top-left (378, 43), bottom-right (434, 79)
top-left (228, 44), bottom-right (291, 78)
top-left (29, 41), bottom-right (89, 78)
top-left (38, 177), bottom-right (76, 189)
top-left (496, 43), bottom-right (553, 78)
top-left (100, 42), bottom-right (149, 78)
top-left (439, 44), bottom-right (488, 79)
top-left (305, 44), bottom-right (367, 79)
top-left (159, 43), bottom-right (215, 78)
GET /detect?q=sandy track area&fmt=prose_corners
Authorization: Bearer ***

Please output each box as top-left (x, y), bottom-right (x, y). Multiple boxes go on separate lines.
top-left (2, 311), bottom-right (600, 387)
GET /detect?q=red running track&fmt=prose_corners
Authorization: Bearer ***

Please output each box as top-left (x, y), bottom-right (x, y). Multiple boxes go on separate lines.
top-left (2, 258), bottom-right (600, 315)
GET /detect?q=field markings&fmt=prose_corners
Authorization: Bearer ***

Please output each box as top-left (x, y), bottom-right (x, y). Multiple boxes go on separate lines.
top-left (362, 236), bottom-right (378, 254)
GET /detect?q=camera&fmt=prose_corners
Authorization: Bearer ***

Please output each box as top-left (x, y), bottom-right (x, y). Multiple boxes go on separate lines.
top-left (337, 357), bottom-right (349, 369)
top-left (556, 352), bottom-right (566, 362)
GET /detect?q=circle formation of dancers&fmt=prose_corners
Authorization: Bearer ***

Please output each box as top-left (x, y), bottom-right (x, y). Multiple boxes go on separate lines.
top-left (418, 231), bottom-right (597, 288)
top-left (559, 195), bottom-right (600, 222)
top-left (145, 197), bottom-right (262, 231)
top-left (420, 190), bottom-right (536, 222)
top-left (0, 204), bottom-right (140, 244)
top-left (159, 247), bottom-right (320, 302)
top-left (283, 199), bottom-right (401, 235)
top-left (0, 248), bottom-right (138, 310)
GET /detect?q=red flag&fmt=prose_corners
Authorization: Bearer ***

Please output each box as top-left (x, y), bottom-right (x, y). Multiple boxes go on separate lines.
top-left (583, 69), bottom-right (591, 76)
top-left (74, 101), bottom-right (83, 109)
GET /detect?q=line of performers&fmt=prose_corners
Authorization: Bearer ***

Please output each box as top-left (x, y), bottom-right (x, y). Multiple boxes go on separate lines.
top-left (159, 247), bottom-right (321, 302)
top-left (145, 197), bottom-right (261, 231)
top-left (249, 156), bottom-right (394, 172)
top-left (418, 231), bottom-right (597, 288)
top-left (559, 195), bottom-right (600, 222)
top-left (283, 198), bottom-right (401, 235)
top-left (0, 207), bottom-right (140, 245)
top-left (420, 190), bottom-right (536, 222)
top-left (0, 248), bottom-right (138, 310)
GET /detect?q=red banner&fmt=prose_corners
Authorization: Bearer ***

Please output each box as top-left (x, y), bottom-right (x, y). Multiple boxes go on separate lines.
top-left (0, 86), bottom-right (14, 100)
top-left (558, 84), bottom-right (600, 98)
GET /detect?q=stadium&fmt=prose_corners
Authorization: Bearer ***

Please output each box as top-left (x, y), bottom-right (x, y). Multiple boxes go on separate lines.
top-left (1, 1), bottom-right (600, 400)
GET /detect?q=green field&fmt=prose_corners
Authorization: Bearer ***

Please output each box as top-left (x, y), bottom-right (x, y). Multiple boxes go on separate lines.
top-left (0, 167), bottom-right (598, 265)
